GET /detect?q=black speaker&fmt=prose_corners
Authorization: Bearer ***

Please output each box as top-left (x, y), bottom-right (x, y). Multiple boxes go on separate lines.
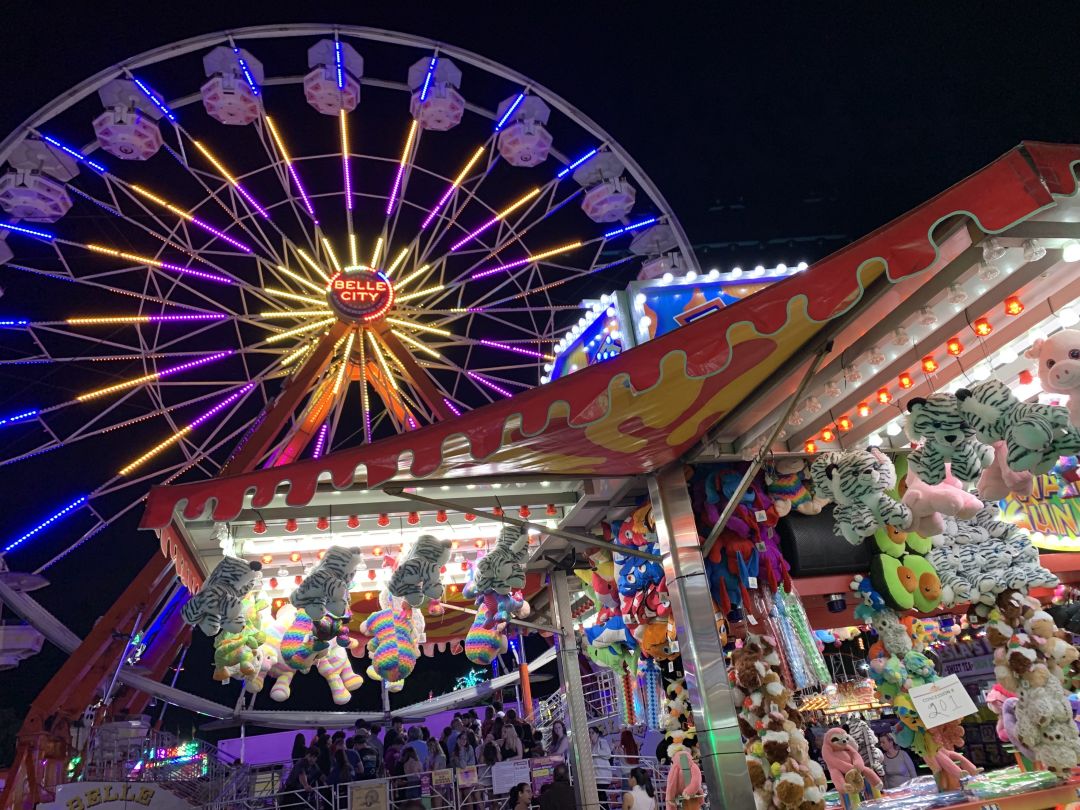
top-left (779, 505), bottom-right (874, 576)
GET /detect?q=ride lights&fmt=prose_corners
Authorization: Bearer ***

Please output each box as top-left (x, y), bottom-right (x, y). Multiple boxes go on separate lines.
top-left (289, 551), bottom-right (302, 563)
top-left (407, 512), bottom-right (420, 525)
top-left (518, 505), bottom-right (531, 518)
top-left (947, 337), bottom-right (964, 357)
top-left (856, 402), bottom-right (871, 418)
top-left (821, 427), bottom-right (836, 443)
top-left (898, 371), bottom-right (914, 389)
top-left (368, 569), bottom-right (377, 580)
top-left (269, 577), bottom-right (278, 589)
top-left (461, 561), bottom-right (470, 571)
top-left (377, 513), bottom-right (390, 527)
top-left (837, 415), bottom-right (853, 432)
top-left (372, 546), bottom-right (383, 556)
top-left (474, 538), bottom-right (486, 548)
top-left (254, 520), bottom-right (267, 534)
top-left (261, 553), bottom-right (273, 564)
top-left (294, 575), bottom-right (303, 586)
top-left (492, 506), bottom-right (504, 517)
top-left (546, 504), bottom-right (557, 516)
top-left (973, 318), bottom-right (992, 337)
top-left (1004, 296), bottom-right (1024, 316)
top-left (922, 355), bottom-right (938, 373)
top-left (285, 518), bottom-right (298, 532)
top-left (451, 540), bottom-right (460, 550)
top-left (1018, 370), bottom-right (1034, 385)
top-left (464, 513), bottom-right (476, 522)
top-left (877, 389), bottom-right (892, 405)
top-left (317, 550), bottom-right (326, 560)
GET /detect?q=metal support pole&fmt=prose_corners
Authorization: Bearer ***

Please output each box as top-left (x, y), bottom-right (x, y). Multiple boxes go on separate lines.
top-left (518, 632), bottom-right (534, 724)
top-left (701, 342), bottom-right (831, 557)
top-left (549, 571), bottom-right (600, 810)
top-left (649, 466), bottom-right (754, 809)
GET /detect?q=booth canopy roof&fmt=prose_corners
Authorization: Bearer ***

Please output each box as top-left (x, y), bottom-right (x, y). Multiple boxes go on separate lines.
top-left (141, 141), bottom-right (1080, 530)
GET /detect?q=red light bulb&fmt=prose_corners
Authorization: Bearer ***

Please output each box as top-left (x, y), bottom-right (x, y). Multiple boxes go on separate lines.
top-left (451, 540), bottom-right (460, 550)
top-left (518, 505), bottom-right (531, 519)
top-left (372, 546), bottom-right (382, 557)
top-left (269, 577), bottom-right (278, 589)
top-left (464, 512), bottom-right (476, 522)
top-left (492, 506), bottom-right (504, 517)
top-left (294, 575), bottom-right (303, 585)
top-left (254, 520), bottom-right (267, 535)
top-left (898, 371), bottom-right (914, 389)
top-left (368, 569), bottom-right (377, 580)
top-left (347, 515), bottom-right (360, 529)
top-left (316, 516), bottom-right (329, 531)
top-left (407, 511), bottom-right (420, 525)
top-left (856, 403), bottom-right (870, 418)
top-left (261, 553), bottom-right (274, 564)
top-left (947, 337), bottom-right (963, 357)
top-left (285, 518), bottom-right (298, 533)
top-left (973, 317), bottom-right (992, 337)
top-left (546, 504), bottom-right (557, 516)
top-left (436, 510), bottom-right (448, 524)
top-left (474, 538), bottom-right (486, 548)
top-left (804, 440), bottom-right (817, 454)
top-left (461, 561), bottom-right (469, 571)
top-left (922, 355), bottom-right (938, 373)
top-left (377, 513), bottom-right (390, 527)
top-left (1019, 369), bottom-right (1034, 385)
top-left (821, 428), bottom-right (836, 443)
top-left (877, 388), bottom-right (892, 405)
top-left (1004, 296), bottom-right (1024, 316)
top-left (317, 550), bottom-right (326, 560)
top-left (289, 551), bottom-right (302, 563)
top-left (440, 565), bottom-right (447, 574)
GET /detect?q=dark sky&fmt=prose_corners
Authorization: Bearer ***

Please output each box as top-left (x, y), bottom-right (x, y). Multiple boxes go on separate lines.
top-left (4, 0), bottom-right (1080, 758)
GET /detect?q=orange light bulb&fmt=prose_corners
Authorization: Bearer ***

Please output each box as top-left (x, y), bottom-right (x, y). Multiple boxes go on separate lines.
top-left (973, 317), bottom-right (992, 337)
top-left (289, 551), bottom-right (302, 563)
top-left (922, 355), bottom-right (938, 373)
top-left (804, 440), bottom-right (817, 454)
top-left (856, 402), bottom-right (871, 418)
top-left (821, 428), bottom-right (836, 443)
top-left (877, 388), bottom-right (892, 405)
top-left (1004, 296), bottom-right (1024, 316)
top-left (947, 337), bottom-right (963, 357)
top-left (837, 416), bottom-right (853, 432)
top-left (898, 372), bottom-right (914, 389)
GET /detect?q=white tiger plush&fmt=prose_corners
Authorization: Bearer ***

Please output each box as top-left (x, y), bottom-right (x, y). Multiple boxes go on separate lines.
top-left (905, 393), bottom-right (992, 484)
top-left (388, 534), bottom-right (451, 607)
top-left (181, 557), bottom-right (262, 637)
top-left (471, 525), bottom-right (528, 594)
top-left (290, 545), bottom-right (361, 620)
top-left (956, 379), bottom-right (1080, 474)
top-left (809, 448), bottom-right (911, 545)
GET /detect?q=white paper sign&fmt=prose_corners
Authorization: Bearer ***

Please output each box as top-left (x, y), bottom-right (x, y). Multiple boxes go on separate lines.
top-left (908, 674), bottom-right (978, 728)
top-left (491, 759), bottom-right (532, 795)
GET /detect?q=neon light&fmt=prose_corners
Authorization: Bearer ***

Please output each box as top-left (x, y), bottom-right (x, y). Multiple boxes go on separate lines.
top-left (266, 318), bottom-right (335, 344)
top-left (421, 146), bottom-right (486, 229)
top-left (448, 188), bottom-right (541, 251)
top-left (1, 222), bottom-right (54, 240)
top-left (320, 238), bottom-right (343, 274)
top-left (443, 398), bottom-right (461, 417)
top-left (340, 110), bottom-right (352, 211)
top-left (472, 241), bottom-right (583, 279)
top-left (395, 264), bottom-right (430, 289)
top-left (131, 76), bottom-right (177, 122)
top-left (76, 351), bottom-right (232, 401)
top-left (604, 218), bottom-right (657, 238)
top-left (129, 185), bottom-right (252, 253)
top-left (467, 371), bottom-right (513, 398)
top-left (391, 328), bottom-right (442, 358)
top-left (370, 237), bottom-right (384, 268)
top-left (556, 148), bottom-right (598, 179)
top-left (264, 116), bottom-right (316, 220)
top-left (386, 248), bottom-right (410, 277)
top-left (495, 93), bottom-right (526, 132)
top-left (349, 234), bottom-right (358, 267)
top-left (333, 331), bottom-right (356, 394)
top-left (0, 409), bottom-right (37, 426)
top-left (280, 342), bottom-right (313, 367)
top-left (313, 422), bottom-right (330, 459)
top-left (67, 314), bottom-right (227, 325)
top-left (0, 319), bottom-right (28, 327)
top-left (189, 384), bottom-right (254, 428)
top-left (419, 56), bottom-right (438, 102)
top-left (275, 265), bottom-right (325, 294)
top-left (264, 288), bottom-right (323, 306)
top-left (479, 339), bottom-right (550, 359)
top-left (394, 285), bottom-right (445, 303)
top-left (84, 244), bottom-right (232, 285)
top-left (296, 248), bottom-right (330, 281)
top-left (40, 135), bottom-right (106, 172)
top-left (119, 427), bottom-right (191, 476)
top-left (233, 48), bottom-right (260, 96)
top-left (334, 40), bottom-right (345, 91)
top-left (358, 330), bottom-right (371, 442)
top-left (3, 496), bottom-right (87, 554)
top-left (386, 120), bottom-right (419, 215)
top-left (258, 310), bottom-right (333, 319)
top-left (386, 317), bottom-right (450, 337)
top-left (190, 140), bottom-right (270, 219)
top-left (366, 331), bottom-right (398, 391)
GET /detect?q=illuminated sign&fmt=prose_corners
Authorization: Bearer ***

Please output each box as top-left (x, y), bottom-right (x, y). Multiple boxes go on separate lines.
top-left (327, 268), bottom-right (394, 323)
top-left (1000, 461), bottom-right (1080, 549)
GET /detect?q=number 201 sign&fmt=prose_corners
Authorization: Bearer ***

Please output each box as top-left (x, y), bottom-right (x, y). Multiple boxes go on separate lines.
top-left (908, 674), bottom-right (978, 728)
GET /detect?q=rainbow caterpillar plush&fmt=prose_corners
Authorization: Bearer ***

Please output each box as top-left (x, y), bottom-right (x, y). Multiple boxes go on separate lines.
top-left (250, 602), bottom-right (292, 694)
top-left (465, 603), bottom-right (507, 665)
top-left (269, 608), bottom-right (320, 701)
top-left (359, 603), bottom-right (417, 690)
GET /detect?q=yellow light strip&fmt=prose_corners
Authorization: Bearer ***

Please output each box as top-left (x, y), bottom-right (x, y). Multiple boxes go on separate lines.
top-left (386, 248), bottom-right (410, 277)
top-left (296, 248), bottom-right (329, 281)
top-left (358, 331), bottom-right (371, 442)
top-left (265, 317), bottom-right (336, 343)
top-left (391, 328), bottom-right (443, 359)
top-left (394, 264), bottom-right (431, 290)
top-left (280, 342), bottom-right (313, 367)
top-left (394, 285), bottom-right (445, 304)
top-left (264, 288), bottom-right (324, 306)
top-left (119, 427), bottom-right (192, 476)
top-left (191, 140), bottom-right (241, 186)
top-left (263, 115), bottom-right (295, 165)
top-left (349, 233), bottom-right (358, 268)
top-left (527, 241), bottom-right (584, 263)
top-left (258, 310), bottom-right (333, 318)
top-left (370, 236), bottom-right (384, 269)
top-left (274, 265), bottom-right (325, 294)
top-left (333, 331), bottom-right (356, 394)
top-left (86, 243), bottom-right (169, 270)
top-left (453, 147), bottom-right (486, 187)
top-left (321, 237), bottom-right (343, 274)
top-left (78, 370), bottom-right (162, 402)
top-left (366, 331), bottom-right (398, 391)
top-left (386, 317), bottom-right (451, 337)
top-left (68, 315), bottom-right (152, 325)
top-left (497, 187), bottom-right (542, 219)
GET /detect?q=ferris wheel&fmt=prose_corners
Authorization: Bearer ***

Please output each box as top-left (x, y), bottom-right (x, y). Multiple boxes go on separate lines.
top-left (0, 25), bottom-right (696, 570)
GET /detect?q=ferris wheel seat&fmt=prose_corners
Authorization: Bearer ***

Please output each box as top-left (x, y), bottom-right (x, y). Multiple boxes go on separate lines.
top-left (0, 170), bottom-right (73, 221)
top-left (497, 121), bottom-right (553, 167)
top-left (638, 252), bottom-right (684, 281)
top-left (0, 623), bottom-right (45, 671)
top-left (581, 178), bottom-right (637, 223)
top-left (201, 76), bottom-right (262, 126)
top-left (410, 85), bottom-right (465, 131)
top-left (304, 67), bottom-right (361, 116)
top-left (92, 108), bottom-right (163, 160)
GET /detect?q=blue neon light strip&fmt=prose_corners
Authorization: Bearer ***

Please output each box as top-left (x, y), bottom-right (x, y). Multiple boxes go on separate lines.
top-left (556, 148), bottom-right (598, 179)
top-left (1, 222), bottom-right (55, 240)
top-left (233, 48), bottom-right (260, 96)
top-left (494, 93), bottom-right (525, 132)
top-left (40, 135), bottom-right (106, 172)
top-left (604, 218), bottom-right (657, 238)
top-left (4, 495), bottom-right (88, 553)
top-left (334, 41), bottom-right (345, 90)
top-left (0, 409), bottom-right (37, 425)
top-left (419, 57), bottom-right (438, 102)
top-left (131, 77), bottom-right (178, 122)
top-left (0, 319), bottom-right (29, 327)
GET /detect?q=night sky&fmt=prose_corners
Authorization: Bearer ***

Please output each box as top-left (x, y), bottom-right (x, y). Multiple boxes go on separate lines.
top-left (3, 0), bottom-right (1080, 761)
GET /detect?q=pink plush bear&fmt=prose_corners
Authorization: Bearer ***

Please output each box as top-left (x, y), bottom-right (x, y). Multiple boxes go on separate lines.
top-left (821, 728), bottom-right (882, 794)
top-left (902, 468), bottom-right (982, 538)
top-left (1028, 329), bottom-right (1080, 428)
top-left (977, 440), bottom-right (1034, 500)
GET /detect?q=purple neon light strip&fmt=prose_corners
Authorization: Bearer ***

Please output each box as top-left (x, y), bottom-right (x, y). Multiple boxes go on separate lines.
top-left (158, 261), bottom-right (234, 285)
top-left (466, 371), bottom-right (513, 398)
top-left (312, 422), bottom-right (330, 459)
top-left (0, 409), bottom-right (38, 427)
top-left (478, 339), bottom-right (547, 359)
top-left (386, 159), bottom-right (408, 216)
top-left (234, 183), bottom-right (270, 220)
top-left (2, 222), bottom-right (54, 240)
top-left (449, 215), bottom-right (498, 252)
top-left (471, 255), bottom-right (534, 280)
top-left (421, 184), bottom-right (459, 230)
top-left (189, 383), bottom-right (254, 428)
top-left (158, 350), bottom-right (234, 380)
top-left (186, 215), bottom-right (252, 253)
top-left (442, 397), bottom-right (461, 417)
top-left (286, 164), bottom-right (317, 221)
top-left (149, 313), bottom-right (229, 322)
top-left (419, 57), bottom-right (438, 102)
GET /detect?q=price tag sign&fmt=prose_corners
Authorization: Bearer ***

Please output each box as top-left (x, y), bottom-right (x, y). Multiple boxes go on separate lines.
top-left (909, 674), bottom-right (978, 728)
top-left (747, 576), bottom-right (758, 589)
top-left (755, 510), bottom-right (768, 523)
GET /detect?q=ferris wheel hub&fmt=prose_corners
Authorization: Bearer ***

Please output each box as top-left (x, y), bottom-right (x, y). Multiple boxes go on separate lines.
top-left (326, 267), bottom-right (395, 324)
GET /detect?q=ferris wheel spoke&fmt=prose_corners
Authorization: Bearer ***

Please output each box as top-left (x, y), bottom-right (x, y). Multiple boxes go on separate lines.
top-left (261, 115), bottom-right (319, 227)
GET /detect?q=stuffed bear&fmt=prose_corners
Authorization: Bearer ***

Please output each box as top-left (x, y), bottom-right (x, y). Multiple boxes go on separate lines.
top-left (388, 534), bottom-right (451, 607)
top-left (291, 546), bottom-right (362, 620)
top-left (906, 393), bottom-right (993, 483)
top-left (956, 379), bottom-right (1080, 474)
top-left (810, 449), bottom-right (912, 545)
top-left (1027, 329), bottom-right (1080, 428)
top-left (182, 557), bottom-right (263, 637)
top-left (765, 458), bottom-right (828, 516)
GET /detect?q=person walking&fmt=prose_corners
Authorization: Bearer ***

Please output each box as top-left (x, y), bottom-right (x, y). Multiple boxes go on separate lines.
top-left (622, 767), bottom-right (657, 810)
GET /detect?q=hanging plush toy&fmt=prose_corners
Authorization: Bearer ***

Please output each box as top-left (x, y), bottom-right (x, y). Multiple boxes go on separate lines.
top-left (665, 741), bottom-right (703, 810)
top-left (290, 545), bottom-right (362, 620)
top-left (316, 642), bottom-right (364, 705)
top-left (359, 596), bottom-right (417, 686)
top-left (465, 603), bottom-right (507, 665)
top-left (821, 728), bottom-right (882, 798)
top-left (269, 607), bottom-right (320, 701)
top-left (388, 534), bottom-right (451, 607)
top-left (977, 440), bottom-right (1035, 499)
top-left (211, 590), bottom-right (268, 682)
top-left (182, 557), bottom-right (263, 636)
top-left (466, 525), bottom-right (530, 630)
top-left (1027, 330), bottom-right (1080, 428)
top-left (901, 469), bottom-right (982, 538)
top-left (250, 602), bottom-right (291, 694)
top-left (956, 379), bottom-right (1080, 475)
top-left (905, 393), bottom-right (993, 484)
top-left (810, 449), bottom-right (912, 545)
top-left (766, 458), bottom-right (827, 516)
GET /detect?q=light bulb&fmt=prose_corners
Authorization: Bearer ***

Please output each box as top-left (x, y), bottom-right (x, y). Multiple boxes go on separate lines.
top-left (1060, 307), bottom-right (1080, 327)
top-left (634, 293), bottom-right (646, 306)
top-left (777, 263), bottom-right (787, 273)
top-left (886, 421), bottom-right (903, 437)
top-left (868, 345), bottom-right (886, 365)
top-left (707, 269), bottom-right (720, 279)
top-left (977, 262), bottom-right (1000, 282)
top-left (947, 284), bottom-right (968, 305)
top-left (802, 397), bottom-right (823, 414)
top-left (844, 366), bottom-right (863, 384)
top-left (797, 261), bottom-right (809, 271)
top-left (730, 267), bottom-right (743, 278)
top-left (662, 272), bottom-right (673, 283)
top-left (824, 379), bottom-right (842, 397)
top-left (918, 307), bottom-right (938, 327)
top-left (982, 237), bottom-right (1006, 262)
top-left (892, 327), bottom-right (910, 347)
top-left (1064, 241), bottom-right (1080, 263)
top-left (685, 271), bottom-right (697, 281)
top-left (787, 410), bottom-right (804, 427)
top-left (998, 346), bottom-right (1018, 364)
top-left (867, 433), bottom-right (883, 447)
top-left (1023, 239), bottom-right (1047, 262)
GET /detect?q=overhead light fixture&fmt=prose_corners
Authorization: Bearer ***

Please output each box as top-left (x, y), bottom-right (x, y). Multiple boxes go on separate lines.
top-left (977, 262), bottom-right (1000, 282)
top-left (982, 237), bottom-right (1006, 262)
top-left (1023, 239), bottom-right (1047, 262)
top-left (1004, 296), bottom-right (1024, 316)
top-left (1064, 240), bottom-right (1080, 263)
top-left (973, 317), bottom-right (992, 337)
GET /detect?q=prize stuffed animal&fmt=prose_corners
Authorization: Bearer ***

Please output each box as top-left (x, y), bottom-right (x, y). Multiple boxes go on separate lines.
top-left (765, 458), bottom-right (828, 516)
top-left (211, 590), bottom-right (267, 682)
top-left (956, 379), bottom-right (1080, 475)
top-left (905, 393), bottom-right (993, 484)
top-left (290, 545), bottom-right (362, 620)
top-left (665, 742), bottom-right (703, 810)
top-left (359, 599), bottom-right (417, 687)
top-left (901, 469), bottom-right (982, 539)
top-left (182, 557), bottom-right (262, 636)
top-left (316, 642), bottom-right (364, 705)
top-left (1027, 330), bottom-right (1080, 428)
top-left (977, 440), bottom-right (1034, 500)
top-left (388, 534), bottom-right (451, 607)
top-left (465, 603), bottom-right (508, 665)
top-left (821, 728), bottom-right (882, 796)
top-left (810, 449), bottom-right (911, 545)
top-left (466, 525), bottom-right (530, 629)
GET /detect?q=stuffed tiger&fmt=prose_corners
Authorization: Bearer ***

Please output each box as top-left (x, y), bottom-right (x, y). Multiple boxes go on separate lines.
top-left (956, 379), bottom-right (1080, 474)
top-left (388, 534), bottom-right (451, 607)
top-left (472, 525), bottom-right (528, 594)
top-left (290, 545), bottom-right (362, 620)
top-left (810, 449), bottom-right (911, 545)
top-left (181, 557), bottom-right (262, 637)
top-left (905, 393), bottom-right (992, 484)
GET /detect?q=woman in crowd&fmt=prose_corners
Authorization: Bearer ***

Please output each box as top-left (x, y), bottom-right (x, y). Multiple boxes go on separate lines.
top-left (505, 782), bottom-right (532, 810)
top-left (548, 720), bottom-right (569, 757)
top-left (880, 733), bottom-right (918, 789)
top-left (501, 723), bottom-right (524, 760)
top-left (383, 733), bottom-right (405, 777)
top-left (451, 730), bottom-right (477, 769)
top-left (621, 767), bottom-right (656, 810)
top-left (290, 733), bottom-right (308, 762)
top-left (590, 726), bottom-right (615, 809)
top-left (328, 748), bottom-right (354, 788)
top-left (400, 747), bottom-right (423, 801)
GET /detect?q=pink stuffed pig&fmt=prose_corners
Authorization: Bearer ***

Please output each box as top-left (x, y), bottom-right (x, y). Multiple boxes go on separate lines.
top-left (1027, 330), bottom-right (1080, 427)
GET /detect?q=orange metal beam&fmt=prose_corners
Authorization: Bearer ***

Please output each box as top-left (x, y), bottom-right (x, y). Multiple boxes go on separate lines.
top-left (371, 322), bottom-right (454, 421)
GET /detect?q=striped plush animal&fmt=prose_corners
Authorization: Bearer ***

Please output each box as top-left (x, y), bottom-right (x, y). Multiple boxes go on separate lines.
top-left (250, 602), bottom-right (292, 694)
top-left (316, 642), bottom-right (363, 705)
top-left (472, 525), bottom-right (528, 594)
top-left (388, 534), bottom-right (451, 607)
top-left (291, 545), bottom-right (362, 620)
top-left (906, 393), bottom-right (992, 484)
top-left (181, 557), bottom-right (262, 637)
top-left (359, 602), bottom-right (416, 685)
top-left (211, 591), bottom-right (268, 682)
top-left (810, 449), bottom-right (911, 545)
top-left (956, 379), bottom-right (1080, 474)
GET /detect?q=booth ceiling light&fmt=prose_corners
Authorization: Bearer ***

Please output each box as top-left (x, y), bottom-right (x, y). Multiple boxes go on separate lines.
top-left (922, 355), bottom-right (938, 373)
top-left (820, 427), bottom-right (835, 442)
top-left (973, 317), bottom-right (992, 337)
top-left (837, 415), bottom-right (853, 431)
top-left (1004, 296), bottom-right (1024, 316)
top-left (982, 237), bottom-right (1006, 262)
top-left (1063, 240), bottom-right (1080, 263)
top-left (1023, 239), bottom-right (1047, 262)
top-left (947, 337), bottom-right (963, 356)
top-left (877, 388), bottom-right (892, 405)
top-left (898, 371), bottom-right (914, 389)
top-left (856, 402), bottom-right (871, 418)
